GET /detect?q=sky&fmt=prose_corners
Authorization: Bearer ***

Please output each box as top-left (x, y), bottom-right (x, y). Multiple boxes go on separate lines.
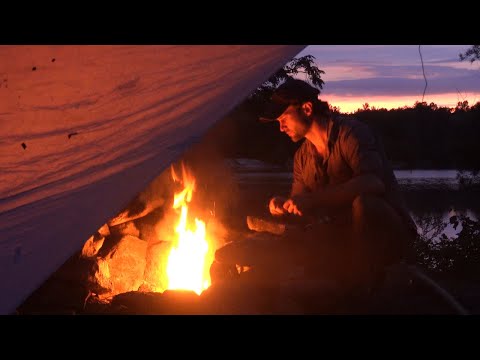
top-left (296, 45), bottom-right (480, 113)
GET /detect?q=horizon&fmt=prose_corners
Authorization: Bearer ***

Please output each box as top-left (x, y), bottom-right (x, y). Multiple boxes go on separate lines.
top-left (297, 45), bottom-right (480, 113)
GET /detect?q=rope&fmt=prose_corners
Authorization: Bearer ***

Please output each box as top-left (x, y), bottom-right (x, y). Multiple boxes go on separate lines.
top-left (406, 265), bottom-right (469, 315)
top-left (418, 45), bottom-right (428, 103)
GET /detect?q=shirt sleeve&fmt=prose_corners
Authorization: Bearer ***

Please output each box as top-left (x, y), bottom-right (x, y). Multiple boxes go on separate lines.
top-left (291, 148), bottom-right (307, 196)
top-left (341, 122), bottom-right (383, 178)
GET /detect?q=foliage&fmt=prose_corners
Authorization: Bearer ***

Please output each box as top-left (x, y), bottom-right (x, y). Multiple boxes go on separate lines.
top-left (413, 213), bottom-right (480, 280)
top-left (456, 170), bottom-right (480, 190)
top-left (343, 102), bottom-right (480, 169)
top-left (248, 55), bottom-right (325, 106)
top-left (459, 45), bottom-right (480, 63)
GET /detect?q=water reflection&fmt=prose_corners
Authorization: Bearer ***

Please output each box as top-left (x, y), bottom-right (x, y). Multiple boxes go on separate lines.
top-left (411, 208), bottom-right (478, 241)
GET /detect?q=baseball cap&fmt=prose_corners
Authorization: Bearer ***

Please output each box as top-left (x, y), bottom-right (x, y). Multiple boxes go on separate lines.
top-left (259, 79), bottom-right (321, 123)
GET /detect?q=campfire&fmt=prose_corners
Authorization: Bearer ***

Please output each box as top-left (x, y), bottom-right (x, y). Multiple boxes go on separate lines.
top-left (163, 163), bottom-right (214, 295)
top-left (82, 161), bottom-right (223, 299)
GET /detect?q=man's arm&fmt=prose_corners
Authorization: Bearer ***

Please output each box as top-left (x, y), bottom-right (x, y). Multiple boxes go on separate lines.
top-left (307, 173), bottom-right (385, 209)
top-left (270, 148), bottom-right (306, 216)
top-left (287, 174), bottom-right (385, 215)
top-left (291, 149), bottom-right (306, 197)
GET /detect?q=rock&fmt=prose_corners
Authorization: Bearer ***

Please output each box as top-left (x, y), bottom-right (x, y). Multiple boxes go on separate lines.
top-left (109, 220), bottom-right (140, 238)
top-left (142, 240), bottom-right (173, 293)
top-left (80, 223), bottom-right (110, 258)
top-left (98, 223), bottom-right (110, 237)
top-left (91, 235), bottom-right (147, 296)
top-left (81, 234), bottom-right (105, 258)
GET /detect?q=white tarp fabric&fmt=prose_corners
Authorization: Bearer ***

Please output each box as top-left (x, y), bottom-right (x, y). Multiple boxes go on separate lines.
top-left (0, 45), bottom-right (305, 314)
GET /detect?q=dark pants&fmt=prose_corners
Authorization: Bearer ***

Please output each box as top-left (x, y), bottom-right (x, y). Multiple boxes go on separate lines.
top-left (214, 194), bottom-right (415, 287)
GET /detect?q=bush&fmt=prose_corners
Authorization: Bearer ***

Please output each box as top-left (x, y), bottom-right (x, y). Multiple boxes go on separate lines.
top-left (413, 213), bottom-right (480, 280)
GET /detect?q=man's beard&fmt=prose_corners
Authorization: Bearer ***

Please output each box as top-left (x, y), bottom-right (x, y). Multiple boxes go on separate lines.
top-left (289, 133), bottom-right (304, 142)
top-left (289, 113), bottom-right (311, 142)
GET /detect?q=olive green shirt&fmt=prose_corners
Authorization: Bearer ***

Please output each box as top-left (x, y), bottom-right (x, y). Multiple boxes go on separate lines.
top-left (292, 115), bottom-right (417, 235)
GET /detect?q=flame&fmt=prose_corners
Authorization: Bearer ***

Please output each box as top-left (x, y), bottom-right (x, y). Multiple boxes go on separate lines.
top-left (165, 163), bottom-right (214, 295)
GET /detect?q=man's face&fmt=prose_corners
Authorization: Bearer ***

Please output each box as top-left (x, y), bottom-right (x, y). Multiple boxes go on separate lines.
top-left (276, 104), bottom-right (311, 142)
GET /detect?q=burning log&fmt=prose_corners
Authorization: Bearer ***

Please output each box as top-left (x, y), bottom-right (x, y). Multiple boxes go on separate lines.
top-left (246, 214), bottom-right (325, 235)
top-left (108, 198), bottom-right (164, 227)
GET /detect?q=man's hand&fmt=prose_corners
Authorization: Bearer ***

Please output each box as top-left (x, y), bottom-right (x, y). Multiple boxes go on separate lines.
top-left (268, 196), bottom-right (287, 216)
top-left (283, 193), bottom-right (315, 216)
top-left (269, 194), bottom-right (314, 217)
top-left (282, 198), bottom-right (303, 216)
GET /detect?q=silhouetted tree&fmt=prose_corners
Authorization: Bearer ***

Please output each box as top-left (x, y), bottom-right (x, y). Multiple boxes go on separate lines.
top-left (329, 105), bottom-right (341, 115)
top-left (250, 55), bottom-right (325, 104)
top-left (414, 101), bottom-right (429, 110)
top-left (459, 45), bottom-right (480, 63)
top-left (455, 100), bottom-right (470, 113)
top-left (457, 170), bottom-right (480, 190)
top-left (346, 101), bottom-right (480, 169)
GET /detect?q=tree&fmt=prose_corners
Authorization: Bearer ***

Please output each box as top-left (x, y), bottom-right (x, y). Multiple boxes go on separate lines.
top-left (471, 101), bottom-right (480, 111)
top-left (329, 105), bottom-right (341, 114)
top-left (455, 100), bottom-right (470, 112)
top-left (459, 45), bottom-right (480, 63)
top-left (250, 55), bottom-right (325, 103)
top-left (414, 101), bottom-right (428, 109)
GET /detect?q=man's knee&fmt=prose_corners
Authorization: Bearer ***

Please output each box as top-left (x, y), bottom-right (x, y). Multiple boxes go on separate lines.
top-left (351, 194), bottom-right (410, 262)
top-left (214, 235), bottom-right (291, 267)
top-left (351, 194), bottom-right (390, 223)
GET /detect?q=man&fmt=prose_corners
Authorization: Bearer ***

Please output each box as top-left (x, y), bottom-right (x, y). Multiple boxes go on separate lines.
top-left (214, 79), bottom-right (418, 289)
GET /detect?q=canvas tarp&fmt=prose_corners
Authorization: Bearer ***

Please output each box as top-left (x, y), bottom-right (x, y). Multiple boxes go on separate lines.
top-left (0, 45), bottom-right (305, 314)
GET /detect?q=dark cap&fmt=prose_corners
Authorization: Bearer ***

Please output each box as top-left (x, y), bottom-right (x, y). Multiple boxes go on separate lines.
top-left (259, 79), bottom-right (321, 123)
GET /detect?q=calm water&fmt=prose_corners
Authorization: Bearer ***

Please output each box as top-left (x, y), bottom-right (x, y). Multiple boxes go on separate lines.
top-left (234, 168), bottom-right (463, 189)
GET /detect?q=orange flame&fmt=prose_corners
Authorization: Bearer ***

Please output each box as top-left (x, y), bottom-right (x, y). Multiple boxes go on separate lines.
top-left (166, 163), bottom-right (214, 295)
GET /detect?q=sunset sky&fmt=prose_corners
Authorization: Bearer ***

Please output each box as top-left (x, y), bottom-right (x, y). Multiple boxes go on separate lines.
top-left (297, 45), bottom-right (480, 113)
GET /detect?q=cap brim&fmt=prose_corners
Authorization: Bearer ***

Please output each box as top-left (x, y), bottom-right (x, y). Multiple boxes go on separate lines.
top-left (258, 116), bottom-right (277, 123)
top-left (258, 101), bottom-right (289, 123)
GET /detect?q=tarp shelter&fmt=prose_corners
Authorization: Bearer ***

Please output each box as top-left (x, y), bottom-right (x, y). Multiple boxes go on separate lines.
top-left (0, 45), bottom-right (305, 314)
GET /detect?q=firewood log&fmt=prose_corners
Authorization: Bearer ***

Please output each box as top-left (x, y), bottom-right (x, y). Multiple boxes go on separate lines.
top-left (246, 216), bottom-right (286, 235)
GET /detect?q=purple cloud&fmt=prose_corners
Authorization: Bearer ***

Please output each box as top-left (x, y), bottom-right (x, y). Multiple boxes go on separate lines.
top-left (323, 74), bottom-right (480, 96)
